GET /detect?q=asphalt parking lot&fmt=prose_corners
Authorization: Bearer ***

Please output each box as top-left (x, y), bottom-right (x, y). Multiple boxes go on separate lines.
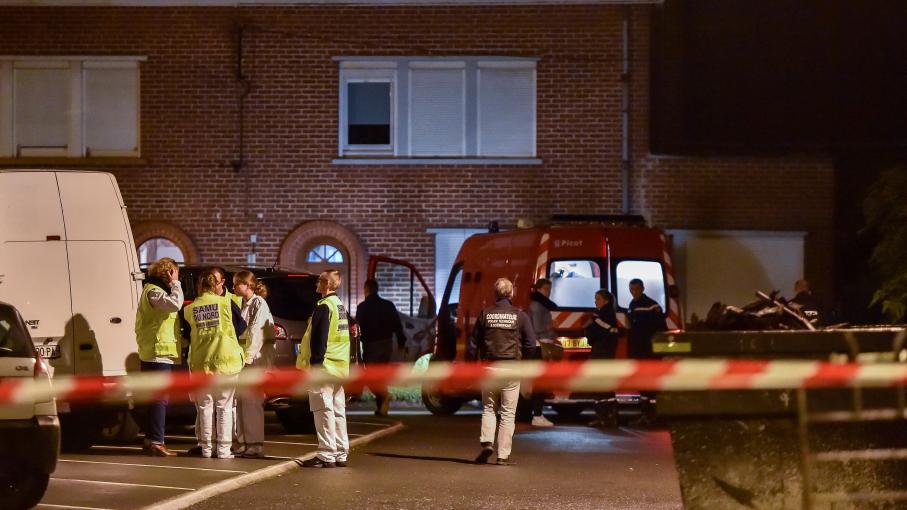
top-left (37, 409), bottom-right (401, 510)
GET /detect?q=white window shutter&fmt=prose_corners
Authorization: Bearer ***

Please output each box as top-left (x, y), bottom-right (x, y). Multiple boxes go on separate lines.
top-left (14, 65), bottom-right (70, 156)
top-left (83, 63), bottom-right (139, 156)
top-left (410, 67), bottom-right (465, 156)
top-left (478, 66), bottom-right (535, 157)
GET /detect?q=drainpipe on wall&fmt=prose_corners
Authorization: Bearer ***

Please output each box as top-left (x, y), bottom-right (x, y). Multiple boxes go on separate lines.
top-left (621, 5), bottom-right (632, 214)
top-left (232, 22), bottom-right (251, 173)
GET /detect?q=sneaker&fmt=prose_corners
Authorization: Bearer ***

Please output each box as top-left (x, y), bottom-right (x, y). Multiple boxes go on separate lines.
top-left (241, 450), bottom-right (265, 459)
top-left (531, 415), bottom-right (555, 427)
top-left (301, 457), bottom-right (336, 468)
top-left (144, 443), bottom-right (177, 457)
top-left (186, 445), bottom-right (204, 457)
top-left (335, 459), bottom-right (348, 468)
top-left (474, 443), bottom-right (494, 464)
top-left (232, 445), bottom-right (247, 456)
top-left (217, 453), bottom-right (235, 460)
top-left (496, 457), bottom-right (516, 466)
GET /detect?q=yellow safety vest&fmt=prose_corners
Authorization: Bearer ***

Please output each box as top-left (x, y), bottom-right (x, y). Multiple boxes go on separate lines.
top-left (296, 294), bottom-right (350, 377)
top-left (183, 291), bottom-right (244, 375)
top-left (135, 283), bottom-right (181, 362)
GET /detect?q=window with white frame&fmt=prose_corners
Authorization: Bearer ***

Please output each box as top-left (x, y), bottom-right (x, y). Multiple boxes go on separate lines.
top-left (0, 57), bottom-right (142, 159)
top-left (338, 57), bottom-right (536, 160)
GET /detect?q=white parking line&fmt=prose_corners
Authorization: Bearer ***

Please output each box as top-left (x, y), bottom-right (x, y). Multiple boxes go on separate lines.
top-left (260, 439), bottom-right (318, 446)
top-left (37, 504), bottom-right (115, 510)
top-left (89, 445), bottom-right (189, 453)
top-left (50, 478), bottom-right (194, 491)
top-left (59, 459), bottom-right (247, 474)
top-left (349, 421), bottom-right (393, 426)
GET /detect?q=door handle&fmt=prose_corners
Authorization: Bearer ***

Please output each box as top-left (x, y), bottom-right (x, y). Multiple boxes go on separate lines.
top-left (110, 317), bottom-right (122, 324)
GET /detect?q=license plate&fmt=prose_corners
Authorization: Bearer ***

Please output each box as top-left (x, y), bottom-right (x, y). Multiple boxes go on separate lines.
top-left (36, 344), bottom-right (61, 359)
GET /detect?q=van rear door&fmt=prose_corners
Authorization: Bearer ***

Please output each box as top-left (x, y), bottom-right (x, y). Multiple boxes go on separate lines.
top-left (57, 172), bottom-right (139, 376)
top-left (0, 171), bottom-right (73, 374)
top-left (366, 256), bottom-right (436, 361)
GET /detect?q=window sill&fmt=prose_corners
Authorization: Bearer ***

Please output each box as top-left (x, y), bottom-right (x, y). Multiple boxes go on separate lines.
top-left (0, 157), bottom-right (147, 167)
top-left (332, 158), bottom-right (542, 166)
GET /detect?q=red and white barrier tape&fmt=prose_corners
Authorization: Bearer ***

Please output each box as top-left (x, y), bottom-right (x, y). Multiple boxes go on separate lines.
top-left (4, 359), bottom-right (907, 407)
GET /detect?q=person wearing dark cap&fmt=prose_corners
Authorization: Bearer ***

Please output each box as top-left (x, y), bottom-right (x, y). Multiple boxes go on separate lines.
top-left (355, 278), bottom-right (407, 416)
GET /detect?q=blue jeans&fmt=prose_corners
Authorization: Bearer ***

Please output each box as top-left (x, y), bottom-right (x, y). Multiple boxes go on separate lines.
top-left (140, 361), bottom-right (172, 444)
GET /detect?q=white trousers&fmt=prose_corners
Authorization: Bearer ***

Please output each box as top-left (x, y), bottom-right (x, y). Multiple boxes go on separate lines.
top-left (236, 344), bottom-right (276, 454)
top-left (308, 382), bottom-right (349, 463)
top-left (480, 370), bottom-right (520, 460)
top-left (195, 375), bottom-right (238, 458)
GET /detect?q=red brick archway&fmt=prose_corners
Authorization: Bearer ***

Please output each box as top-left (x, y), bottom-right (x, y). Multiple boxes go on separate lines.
top-left (132, 221), bottom-right (200, 264)
top-left (279, 220), bottom-right (368, 310)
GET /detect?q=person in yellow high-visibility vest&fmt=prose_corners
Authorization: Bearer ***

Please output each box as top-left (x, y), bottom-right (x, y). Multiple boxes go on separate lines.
top-left (135, 257), bottom-right (182, 457)
top-left (183, 268), bottom-right (247, 459)
top-left (297, 270), bottom-right (351, 468)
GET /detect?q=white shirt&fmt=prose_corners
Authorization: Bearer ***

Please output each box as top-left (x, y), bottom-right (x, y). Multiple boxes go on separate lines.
top-left (240, 294), bottom-right (275, 364)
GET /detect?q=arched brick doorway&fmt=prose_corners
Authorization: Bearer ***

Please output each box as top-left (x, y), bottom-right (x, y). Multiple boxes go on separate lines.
top-left (132, 221), bottom-right (200, 265)
top-left (278, 221), bottom-right (367, 310)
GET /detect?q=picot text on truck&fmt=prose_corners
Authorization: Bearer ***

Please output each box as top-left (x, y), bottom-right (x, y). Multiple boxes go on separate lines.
top-left (367, 215), bottom-right (684, 420)
top-left (0, 170), bottom-right (145, 450)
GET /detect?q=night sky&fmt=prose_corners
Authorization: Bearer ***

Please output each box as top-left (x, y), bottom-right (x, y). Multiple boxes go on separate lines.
top-left (651, 0), bottom-right (907, 155)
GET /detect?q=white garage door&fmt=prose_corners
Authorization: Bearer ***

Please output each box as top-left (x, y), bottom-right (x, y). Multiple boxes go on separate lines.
top-left (428, 228), bottom-right (487, 309)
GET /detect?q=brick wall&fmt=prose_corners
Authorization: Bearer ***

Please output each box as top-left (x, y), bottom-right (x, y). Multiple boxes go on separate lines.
top-left (0, 4), bottom-right (835, 306)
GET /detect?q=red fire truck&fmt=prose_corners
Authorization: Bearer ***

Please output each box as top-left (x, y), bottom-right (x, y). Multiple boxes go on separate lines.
top-left (368, 216), bottom-right (683, 418)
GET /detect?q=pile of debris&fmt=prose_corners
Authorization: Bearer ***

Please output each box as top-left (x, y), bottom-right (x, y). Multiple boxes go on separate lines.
top-left (697, 291), bottom-right (824, 331)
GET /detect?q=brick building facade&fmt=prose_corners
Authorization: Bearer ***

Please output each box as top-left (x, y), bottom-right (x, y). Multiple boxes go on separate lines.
top-left (0, 3), bottom-right (834, 309)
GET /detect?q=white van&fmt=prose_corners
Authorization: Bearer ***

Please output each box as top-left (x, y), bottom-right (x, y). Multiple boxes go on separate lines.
top-left (0, 170), bottom-right (144, 446)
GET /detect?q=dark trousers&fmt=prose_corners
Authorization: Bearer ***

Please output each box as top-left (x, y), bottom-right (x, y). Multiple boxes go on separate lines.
top-left (363, 340), bottom-right (393, 415)
top-left (525, 347), bottom-right (545, 416)
top-left (140, 361), bottom-right (172, 444)
top-left (589, 340), bottom-right (618, 419)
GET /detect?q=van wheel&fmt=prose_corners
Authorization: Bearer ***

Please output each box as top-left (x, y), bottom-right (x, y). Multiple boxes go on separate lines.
top-left (276, 402), bottom-right (315, 434)
top-left (60, 414), bottom-right (101, 452)
top-left (552, 404), bottom-right (585, 421)
top-left (421, 385), bottom-right (462, 415)
top-left (99, 410), bottom-right (140, 444)
top-left (0, 470), bottom-right (50, 510)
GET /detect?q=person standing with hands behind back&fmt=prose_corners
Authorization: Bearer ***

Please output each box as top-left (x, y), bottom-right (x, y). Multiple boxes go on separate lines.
top-left (470, 278), bottom-right (536, 466)
top-left (298, 270), bottom-right (351, 468)
top-left (135, 257), bottom-right (182, 457)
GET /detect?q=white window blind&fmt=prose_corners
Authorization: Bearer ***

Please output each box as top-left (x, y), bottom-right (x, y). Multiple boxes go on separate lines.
top-left (14, 63), bottom-right (70, 157)
top-left (1, 56), bottom-right (143, 159)
top-left (83, 62), bottom-right (139, 156)
top-left (409, 65), bottom-right (465, 156)
top-left (478, 64), bottom-right (535, 157)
